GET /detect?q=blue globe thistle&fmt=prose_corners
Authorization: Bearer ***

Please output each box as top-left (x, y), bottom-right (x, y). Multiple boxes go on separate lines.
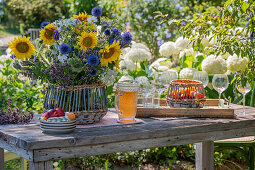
top-left (121, 32), bottom-right (132, 44)
top-left (10, 54), bottom-right (16, 59)
top-left (87, 54), bottom-right (99, 67)
top-left (104, 29), bottom-right (111, 36)
top-left (54, 30), bottom-right (59, 41)
top-left (113, 28), bottom-right (119, 35)
top-left (59, 43), bottom-right (71, 55)
top-left (89, 68), bottom-right (97, 77)
top-left (92, 7), bottom-right (103, 17)
top-left (109, 38), bottom-right (116, 44)
top-left (40, 21), bottom-right (50, 29)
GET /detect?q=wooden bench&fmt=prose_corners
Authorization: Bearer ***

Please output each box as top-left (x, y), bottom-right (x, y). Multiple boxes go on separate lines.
top-left (27, 29), bottom-right (40, 41)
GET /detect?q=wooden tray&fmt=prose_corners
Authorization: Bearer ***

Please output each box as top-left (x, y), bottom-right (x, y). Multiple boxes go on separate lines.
top-left (136, 99), bottom-right (234, 118)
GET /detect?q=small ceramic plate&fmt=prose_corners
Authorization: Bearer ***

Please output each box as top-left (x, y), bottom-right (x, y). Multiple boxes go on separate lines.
top-left (40, 122), bottom-right (76, 127)
top-left (40, 119), bottom-right (76, 124)
top-left (41, 127), bottom-right (75, 134)
top-left (40, 124), bottom-right (76, 129)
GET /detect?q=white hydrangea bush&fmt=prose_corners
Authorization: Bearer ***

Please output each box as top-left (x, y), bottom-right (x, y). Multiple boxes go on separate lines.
top-left (159, 41), bottom-right (179, 57)
top-left (179, 67), bottom-right (196, 79)
top-left (119, 59), bottom-right (136, 72)
top-left (201, 55), bottom-right (227, 74)
top-left (149, 58), bottom-right (173, 71)
top-left (175, 37), bottom-right (192, 51)
top-left (226, 54), bottom-right (249, 73)
top-left (118, 75), bottom-right (134, 82)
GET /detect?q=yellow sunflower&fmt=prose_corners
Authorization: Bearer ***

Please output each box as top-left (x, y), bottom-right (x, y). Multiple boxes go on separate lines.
top-left (99, 41), bottom-right (121, 66)
top-left (40, 23), bottom-right (57, 45)
top-left (73, 12), bottom-right (92, 22)
top-left (78, 31), bottom-right (98, 51)
top-left (8, 36), bottom-right (35, 61)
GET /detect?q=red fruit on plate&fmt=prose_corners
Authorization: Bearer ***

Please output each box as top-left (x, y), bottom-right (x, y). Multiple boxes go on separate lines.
top-left (55, 108), bottom-right (65, 117)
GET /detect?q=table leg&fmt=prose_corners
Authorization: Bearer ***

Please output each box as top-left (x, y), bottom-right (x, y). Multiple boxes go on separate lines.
top-left (196, 141), bottom-right (214, 170)
top-left (0, 148), bottom-right (4, 170)
top-left (29, 161), bottom-right (53, 170)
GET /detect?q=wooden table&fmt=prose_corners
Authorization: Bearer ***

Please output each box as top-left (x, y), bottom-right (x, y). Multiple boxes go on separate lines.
top-left (1, 104), bottom-right (255, 170)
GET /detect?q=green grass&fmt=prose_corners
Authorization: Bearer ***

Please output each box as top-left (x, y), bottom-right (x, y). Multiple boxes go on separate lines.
top-left (0, 24), bottom-right (20, 37)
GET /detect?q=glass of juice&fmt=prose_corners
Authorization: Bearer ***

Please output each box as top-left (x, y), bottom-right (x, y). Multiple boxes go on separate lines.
top-left (115, 80), bottom-right (139, 123)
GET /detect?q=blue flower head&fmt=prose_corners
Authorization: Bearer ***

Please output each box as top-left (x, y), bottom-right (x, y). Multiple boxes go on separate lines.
top-left (87, 54), bottom-right (99, 67)
top-left (113, 28), bottom-right (119, 35)
top-left (121, 32), bottom-right (132, 44)
top-left (40, 21), bottom-right (50, 29)
top-left (104, 29), bottom-right (111, 36)
top-left (10, 54), bottom-right (16, 59)
top-left (175, 4), bottom-right (181, 9)
top-left (109, 38), bottom-right (116, 44)
top-left (89, 68), bottom-right (97, 77)
top-left (59, 43), bottom-right (71, 55)
top-left (54, 30), bottom-right (59, 41)
top-left (92, 7), bottom-right (102, 17)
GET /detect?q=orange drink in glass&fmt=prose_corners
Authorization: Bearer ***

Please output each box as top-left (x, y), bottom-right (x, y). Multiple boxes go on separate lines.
top-left (115, 80), bottom-right (138, 123)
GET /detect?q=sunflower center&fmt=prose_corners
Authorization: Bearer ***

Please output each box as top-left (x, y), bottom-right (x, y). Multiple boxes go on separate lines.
top-left (104, 48), bottom-right (115, 59)
top-left (45, 29), bottom-right (54, 39)
top-left (83, 37), bottom-right (92, 47)
top-left (16, 42), bottom-right (29, 53)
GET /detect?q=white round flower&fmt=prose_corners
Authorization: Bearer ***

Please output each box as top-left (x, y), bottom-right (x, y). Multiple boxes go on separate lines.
top-left (158, 66), bottom-right (169, 71)
top-left (175, 37), bottom-right (191, 51)
top-left (149, 58), bottom-right (172, 70)
top-left (221, 52), bottom-right (230, 59)
top-left (201, 37), bottom-right (209, 47)
top-left (100, 69), bottom-right (118, 86)
top-left (179, 67), bottom-right (196, 79)
top-left (119, 59), bottom-right (136, 71)
top-left (118, 75), bottom-right (134, 82)
top-left (6, 48), bottom-right (11, 55)
top-left (201, 55), bottom-right (227, 74)
top-left (132, 42), bottom-right (150, 52)
top-left (179, 48), bottom-right (195, 58)
top-left (135, 76), bottom-right (150, 86)
top-left (125, 48), bottom-right (152, 62)
top-left (226, 54), bottom-right (249, 73)
top-left (159, 41), bottom-right (179, 57)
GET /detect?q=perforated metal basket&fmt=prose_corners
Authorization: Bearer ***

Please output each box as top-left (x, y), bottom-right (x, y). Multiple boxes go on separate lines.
top-left (43, 84), bottom-right (108, 124)
top-left (166, 80), bottom-right (206, 108)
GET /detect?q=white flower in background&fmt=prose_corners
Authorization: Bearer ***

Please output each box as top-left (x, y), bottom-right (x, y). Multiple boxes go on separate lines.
top-left (149, 58), bottom-right (172, 71)
top-left (118, 75), bottom-right (134, 82)
top-left (0, 40), bottom-right (3, 46)
top-left (100, 69), bottom-right (118, 86)
top-left (135, 76), bottom-right (150, 86)
top-left (96, 26), bottom-right (102, 36)
top-left (125, 48), bottom-right (152, 63)
top-left (201, 37), bottom-right (209, 47)
top-left (132, 42), bottom-right (150, 52)
top-left (158, 66), bottom-right (169, 71)
top-left (175, 37), bottom-right (191, 51)
top-left (58, 54), bottom-right (68, 63)
top-left (179, 67), bottom-right (196, 79)
top-left (179, 48), bottom-right (195, 58)
top-left (119, 59), bottom-right (136, 72)
top-left (226, 54), bottom-right (249, 73)
top-left (120, 47), bottom-right (131, 59)
top-left (208, 33), bottom-right (217, 46)
top-left (201, 55), bottom-right (227, 74)
top-left (0, 55), bottom-right (10, 62)
top-left (221, 52), bottom-right (230, 59)
top-left (6, 48), bottom-right (11, 55)
top-left (159, 41), bottom-right (179, 57)
top-left (87, 16), bottom-right (98, 23)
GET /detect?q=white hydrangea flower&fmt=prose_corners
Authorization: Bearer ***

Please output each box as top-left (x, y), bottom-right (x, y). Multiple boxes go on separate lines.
top-left (201, 55), bottom-right (227, 74)
top-left (179, 67), bottom-right (196, 80)
top-left (149, 58), bottom-right (172, 71)
top-left (221, 52), bottom-right (230, 59)
top-left (135, 76), bottom-right (150, 86)
top-left (118, 75), bottom-right (134, 82)
top-left (132, 42), bottom-right (150, 52)
top-left (179, 48), bottom-right (195, 58)
top-left (175, 37), bottom-right (191, 51)
top-left (226, 54), bottom-right (249, 73)
top-left (125, 48), bottom-right (152, 63)
top-left (100, 69), bottom-right (118, 86)
top-left (159, 41), bottom-right (179, 57)
top-left (158, 66), bottom-right (169, 71)
top-left (119, 59), bottom-right (136, 72)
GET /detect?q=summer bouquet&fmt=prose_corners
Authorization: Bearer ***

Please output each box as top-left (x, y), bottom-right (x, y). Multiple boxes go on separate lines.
top-left (9, 7), bottom-right (133, 124)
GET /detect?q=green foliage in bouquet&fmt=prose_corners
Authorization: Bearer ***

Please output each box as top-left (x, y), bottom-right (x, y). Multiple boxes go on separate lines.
top-left (9, 7), bottom-right (132, 87)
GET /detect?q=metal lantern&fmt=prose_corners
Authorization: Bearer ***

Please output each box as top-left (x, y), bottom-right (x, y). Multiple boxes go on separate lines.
top-left (44, 84), bottom-right (108, 124)
top-left (167, 80), bottom-right (206, 108)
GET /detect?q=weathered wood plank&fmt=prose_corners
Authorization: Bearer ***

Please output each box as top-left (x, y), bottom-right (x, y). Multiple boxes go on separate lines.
top-left (196, 141), bottom-right (214, 170)
top-left (33, 126), bottom-right (255, 162)
top-left (29, 161), bottom-right (53, 170)
top-left (0, 138), bottom-right (33, 161)
top-left (0, 148), bottom-right (4, 170)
